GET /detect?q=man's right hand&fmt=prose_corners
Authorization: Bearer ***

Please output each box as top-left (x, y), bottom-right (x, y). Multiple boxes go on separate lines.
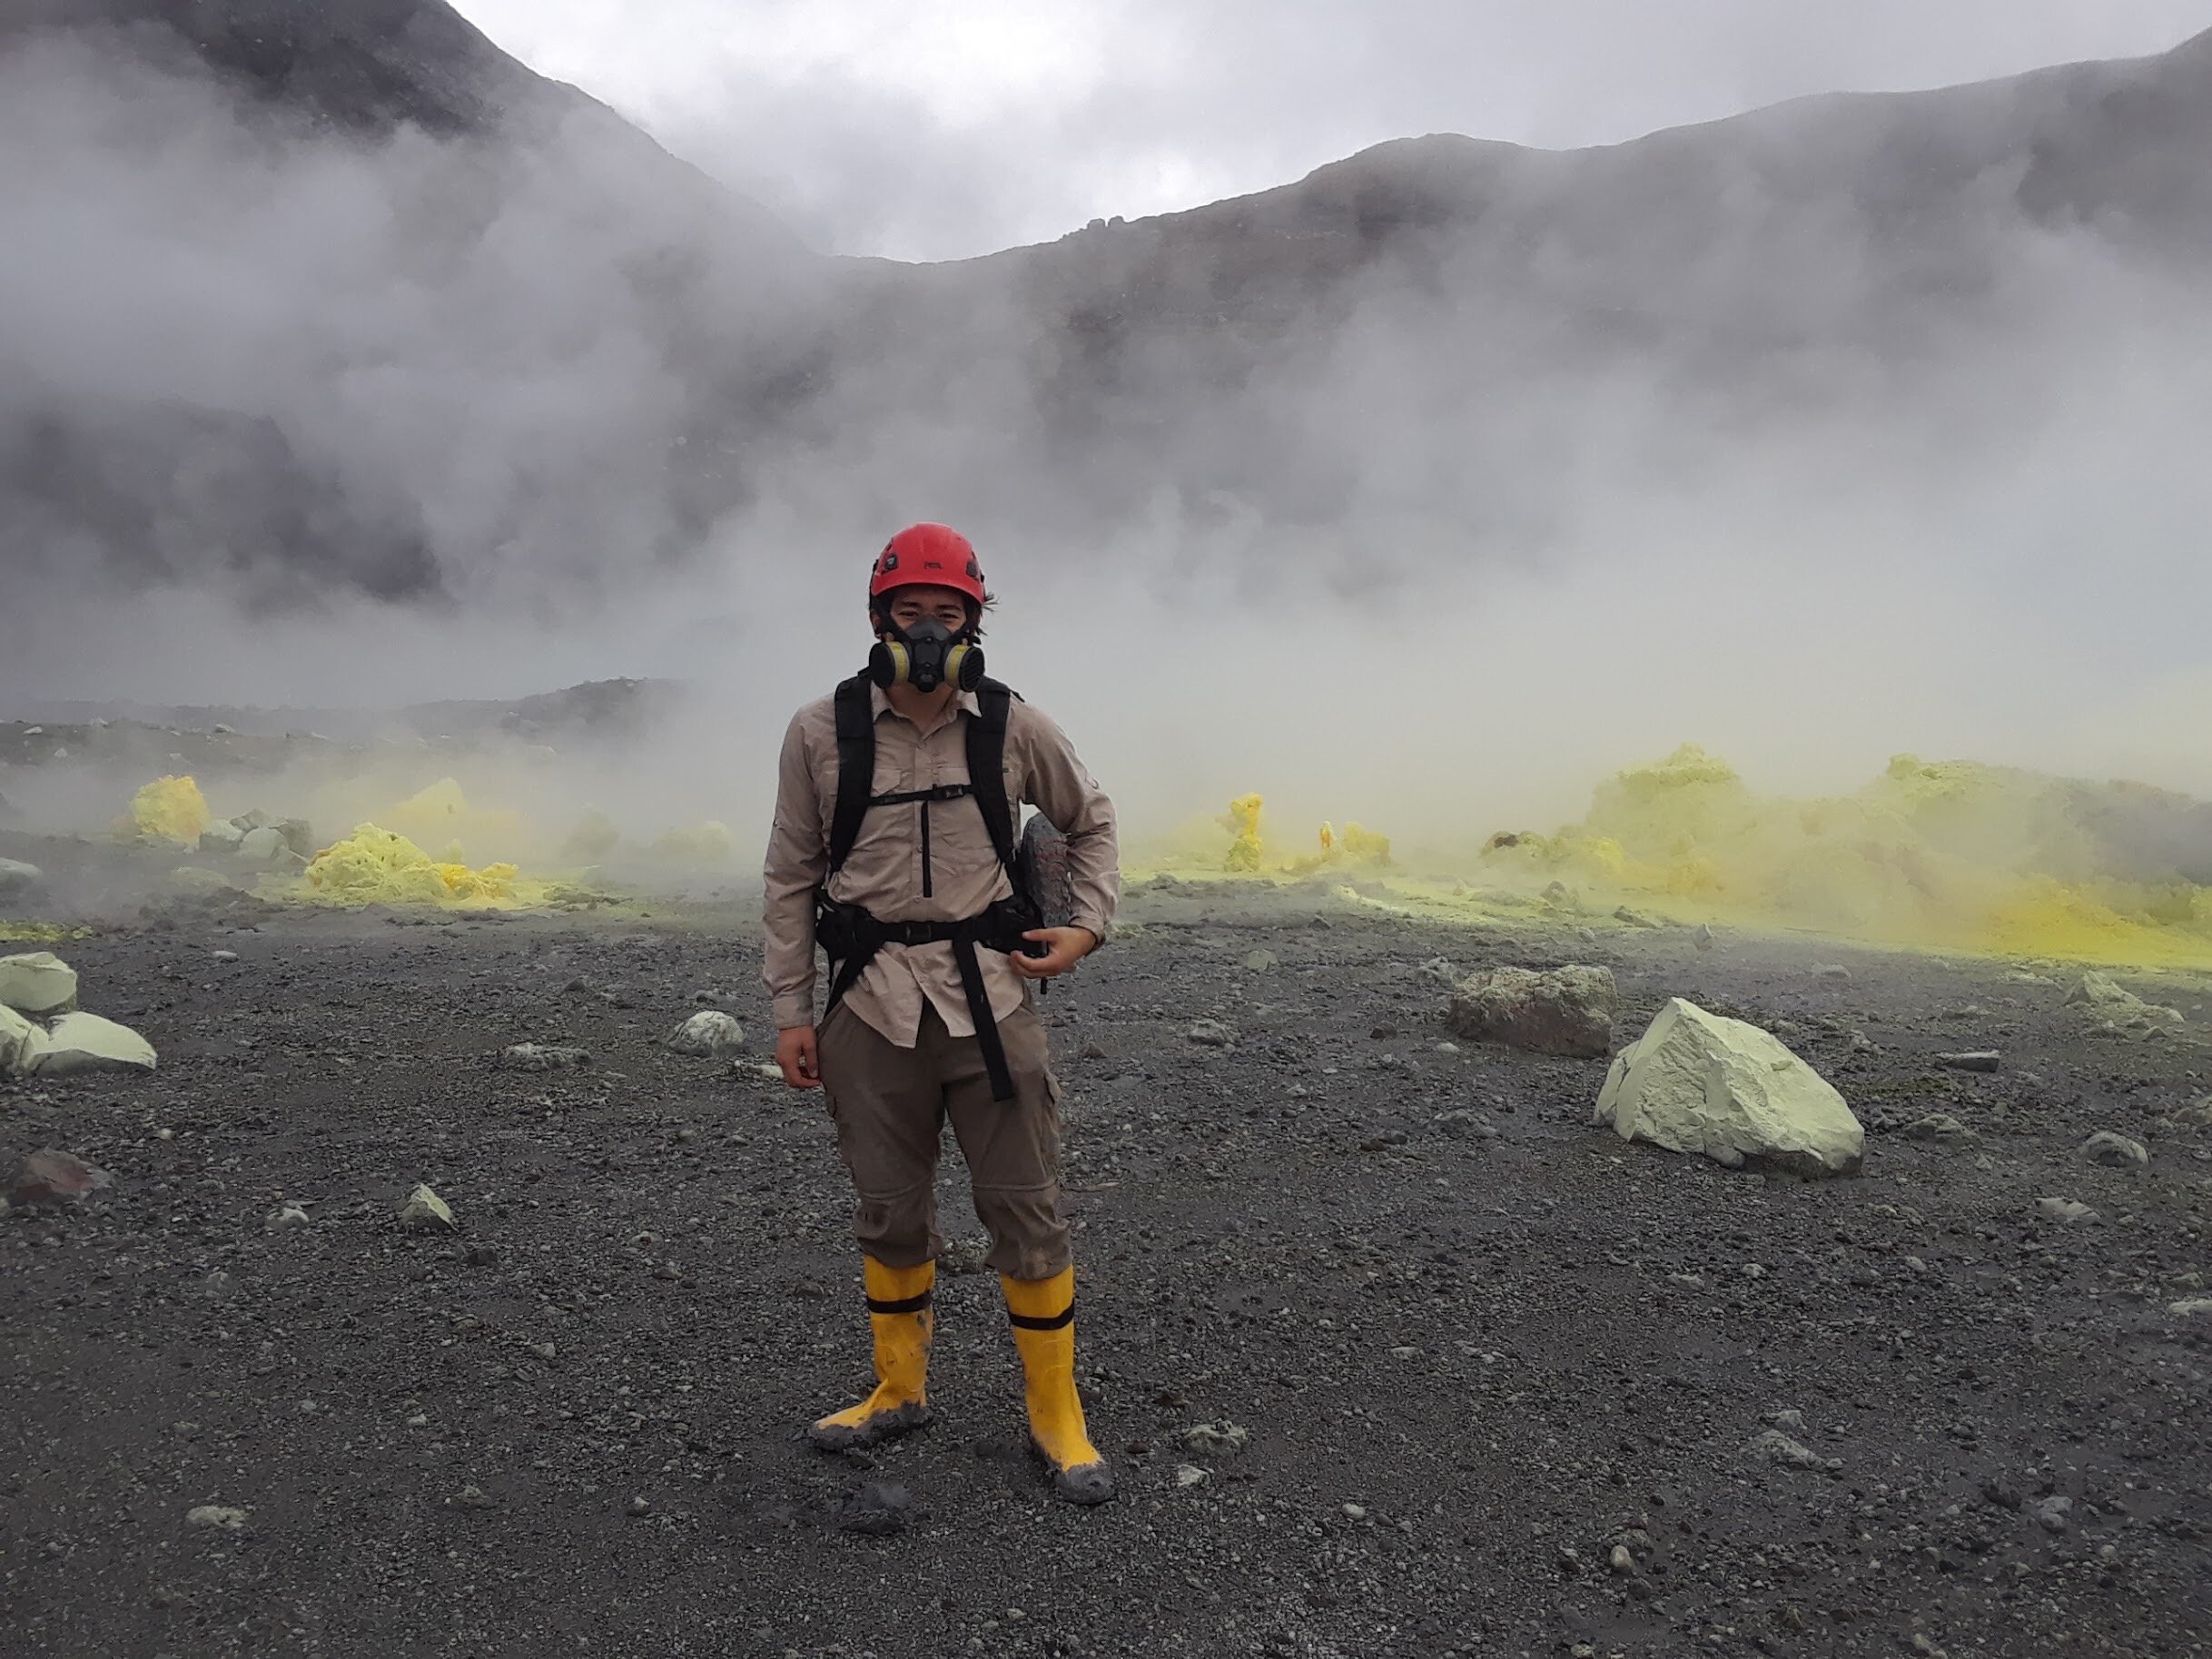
top-left (776, 1024), bottom-right (821, 1089)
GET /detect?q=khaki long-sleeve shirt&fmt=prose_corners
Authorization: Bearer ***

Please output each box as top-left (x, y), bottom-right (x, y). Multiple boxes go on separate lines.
top-left (762, 682), bottom-right (1119, 1047)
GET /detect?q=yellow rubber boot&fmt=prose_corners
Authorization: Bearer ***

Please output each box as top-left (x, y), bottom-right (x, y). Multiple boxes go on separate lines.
top-left (809, 1257), bottom-right (935, 1451)
top-left (1001, 1267), bottom-right (1115, 1506)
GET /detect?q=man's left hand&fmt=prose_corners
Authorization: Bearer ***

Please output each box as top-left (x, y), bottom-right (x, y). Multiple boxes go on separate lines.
top-left (1012, 926), bottom-right (1099, 979)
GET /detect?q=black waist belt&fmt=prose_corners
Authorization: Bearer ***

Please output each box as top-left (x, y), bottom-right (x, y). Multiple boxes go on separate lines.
top-left (815, 892), bottom-right (1041, 1101)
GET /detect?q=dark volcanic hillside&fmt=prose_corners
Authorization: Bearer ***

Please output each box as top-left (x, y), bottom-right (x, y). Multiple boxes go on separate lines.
top-left (5, 2), bottom-right (2212, 608)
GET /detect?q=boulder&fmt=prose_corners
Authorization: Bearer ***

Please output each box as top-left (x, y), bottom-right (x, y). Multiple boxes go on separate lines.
top-left (1595, 998), bottom-right (1863, 1178)
top-left (2081, 1131), bottom-right (2148, 1168)
top-left (236, 825), bottom-right (290, 864)
top-left (0, 856), bottom-right (42, 897)
top-left (276, 819), bottom-right (317, 858)
top-left (0, 951), bottom-right (79, 1016)
top-left (0, 1002), bottom-right (49, 1074)
top-left (397, 1183), bottom-right (455, 1230)
top-left (664, 1011), bottom-right (746, 1057)
top-left (1447, 964), bottom-right (1617, 1058)
top-left (31, 1012), bottom-right (157, 1075)
top-left (200, 820), bottom-right (248, 852)
top-left (2065, 971), bottom-right (2185, 1036)
top-left (8, 1148), bottom-right (114, 1205)
top-left (502, 1042), bottom-right (591, 1071)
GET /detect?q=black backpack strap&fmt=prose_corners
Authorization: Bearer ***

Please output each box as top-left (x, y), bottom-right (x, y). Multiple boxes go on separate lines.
top-left (965, 678), bottom-right (1020, 881)
top-left (827, 672), bottom-right (877, 874)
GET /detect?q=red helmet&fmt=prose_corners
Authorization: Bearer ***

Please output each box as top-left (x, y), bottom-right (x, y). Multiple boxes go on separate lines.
top-left (869, 523), bottom-right (987, 607)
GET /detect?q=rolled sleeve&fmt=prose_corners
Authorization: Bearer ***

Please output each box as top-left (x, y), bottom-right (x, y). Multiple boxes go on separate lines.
top-left (1019, 705), bottom-right (1119, 948)
top-left (761, 711), bottom-right (829, 1028)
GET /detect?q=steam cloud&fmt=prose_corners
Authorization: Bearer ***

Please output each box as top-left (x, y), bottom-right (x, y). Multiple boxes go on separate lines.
top-left (4, 14), bottom-right (2212, 853)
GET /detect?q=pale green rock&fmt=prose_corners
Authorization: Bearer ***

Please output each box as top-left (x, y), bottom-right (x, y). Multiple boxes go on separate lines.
top-left (0, 1002), bottom-right (51, 1076)
top-left (32, 1012), bottom-right (156, 1075)
top-left (0, 951), bottom-right (78, 1016)
top-left (1595, 998), bottom-right (1862, 1178)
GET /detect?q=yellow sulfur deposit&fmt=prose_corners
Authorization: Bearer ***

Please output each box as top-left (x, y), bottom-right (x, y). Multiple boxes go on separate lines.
top-left (117, 775), bottom-right (210, 845)
top-left (301, 824), bottom-right (520, 906)
top-left (1480, 745), bottom-right (2212, 968)
top-left (1223, 795), bottom-right (1266, 872)
top-left (1214, 796), bottom-right (1393, 874)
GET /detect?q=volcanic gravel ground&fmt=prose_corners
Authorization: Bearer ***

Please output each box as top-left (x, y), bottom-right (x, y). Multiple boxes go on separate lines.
top-left (4, 880), bottom-right (2211, 1658)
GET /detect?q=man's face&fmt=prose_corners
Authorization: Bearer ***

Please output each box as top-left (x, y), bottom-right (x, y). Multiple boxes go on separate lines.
top-left (874, 585), bottom-right (973, 637)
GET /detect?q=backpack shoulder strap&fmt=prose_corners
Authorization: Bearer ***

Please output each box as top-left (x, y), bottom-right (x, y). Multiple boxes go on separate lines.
top-left (965, 678), bottom-right (1021, 879)
top-left (827, 672), bottom-right (877, 874)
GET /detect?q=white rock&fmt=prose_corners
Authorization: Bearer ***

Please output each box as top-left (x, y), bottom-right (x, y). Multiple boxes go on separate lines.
top-left (0, 951), bottom-right (79, 1016)
top-left (397, 1183), bottom-right (455, 1230)
top-left (2081, 1131), bottom-right (2148, 1168)
top-left (185, 1505), bottom-right (251, 1529)
top-left (200, 820), bottom-right (247, 852)
top-left (31, 1012), bottom-right (156, 1076)
top-left (1595, 998), bottom-right (1862, 1178)
top-left (266, 1204), bottom-right (311, 1229)
top-left (0, 1002), bottom-right (50, 1075)
top-left (2168, 1298), bottom-right (2212, 1319)
top-left (0, 857), bottom-right (43, 897)
top-left (236, 825), bottom-right (290, 865)
top-left (664, 1011), bottom-right (746, 1058)
top-left (2065, 971), bottom-right (2185, 1035)
top-left (2036, 1197), bottom-right (2098, 1225)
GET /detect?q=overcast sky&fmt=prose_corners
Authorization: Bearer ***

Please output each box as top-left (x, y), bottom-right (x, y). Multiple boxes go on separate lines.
top-left (455, 0), bottom-right (2211, 261)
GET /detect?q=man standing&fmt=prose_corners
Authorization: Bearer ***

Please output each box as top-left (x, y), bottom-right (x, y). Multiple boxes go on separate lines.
top-left (761, 523), bottom-right (1121, 1506)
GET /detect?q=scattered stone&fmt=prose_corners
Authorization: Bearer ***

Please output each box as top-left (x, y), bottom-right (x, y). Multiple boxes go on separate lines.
top-left (2033, 1495), bottom-right (2073, 1534)
top-left (0, 952), bottom-right (77, 1016)
top-left (1179, 1421), bottom-right (1250, 1457)
top-left (836, 1480), bottom-right (913, 1536)
top-left (1540, 881), bottom-right (1581, 913)
top-left (200, 820), bottom-right (248, 853)
top-left (1934, 1051), bottom-right (2000, 1073)
top-left (209, 950), bottom-right (239, 963)
top-left (1341, 1503), bottom-right (1368, 1521)
top-left (397, 1183), bottom-right (455, 1231)
top-left (449, 1485), bottom-right (497, 1511)
top-left (184, 1505), bottom-right (250, 1530)
top-left (626, 1495), bottom-right (652, 1517)
top-left (664, 1011), bottom-right (746, 1058)
top-left (1174, 1464), bottom-right (1210, 1490)
top-left (7, 1148), bottom-right (114, 1207)
top-left (1903, 1113), bottom-right (1980, 1147)
top-left (2036, 1197), bottom-right (2098, 1226)
top-left (1610, 1544), bottom-right (1634, 1574)
top-left (1446, 964), bottom-right (1618, 1058)
top-left (2065, 971), bottom-right (2185, 1037)
top-left (1595, 999), bottom-right (1863, 1179)
top-left (30, 1012), bottom-right (157, 1076)
top-left (1418, 957), bottom-right (1458, 986)
top-left (501, 1042), bottom-right (592, 1072)
top-left (1744, 1428), bottom-right (1841, 1472)
top-left (2167, 1298), bottom-right (2212, 1320)
top-left (264, 1204), bottom-right (311, 1229)
top-left (1184, 1019), bottom-right (1236, 1048)
top-left (1242, 949), bottom-right (1279, 972)
top-left (0, 857), bottom-right (43, 897)
top-left (2081, 1131), bottom-right (2148, 1168)
top-left (1694, 923), bottom-right (1715, 952)
top-left (1612, 905), bottom-right (1661, 929)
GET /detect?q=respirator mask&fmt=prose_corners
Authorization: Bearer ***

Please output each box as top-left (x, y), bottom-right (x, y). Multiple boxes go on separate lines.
top-left (869, 615), bottom-right (985, 694)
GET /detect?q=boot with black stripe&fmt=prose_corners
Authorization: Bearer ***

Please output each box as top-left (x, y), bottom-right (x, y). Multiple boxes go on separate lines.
top-left (1001, 1266), bottom-right (1115, 1505)
top-left (809, 1257), bottom-right (934, 1450)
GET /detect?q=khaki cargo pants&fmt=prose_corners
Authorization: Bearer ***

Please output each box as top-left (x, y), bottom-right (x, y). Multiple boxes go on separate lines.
top-left (816, 1000), bottom-right (1071, 1280)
